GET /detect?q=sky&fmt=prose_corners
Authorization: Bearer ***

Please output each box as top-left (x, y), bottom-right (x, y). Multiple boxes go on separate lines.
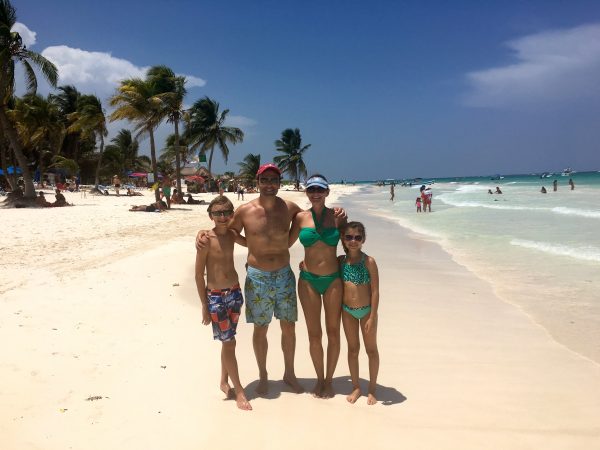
top-left (12, 0), bottom-right (600, 181)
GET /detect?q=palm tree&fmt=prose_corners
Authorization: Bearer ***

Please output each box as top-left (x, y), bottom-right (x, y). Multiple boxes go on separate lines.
top-left (147, 66), bottom-right (186, 192)
top-left (110, 76), bottom-right (164, 201)
top-left (67, 95), bottom-right (107, 186)
top-left (273, 128), bottom-right (310, 188)
top-left (0, 0), bottom-right (58, 198)
top-left (237, 152), bottom-right (261, 185)
top-left (104, 128), bottom-right (148, 175)
top-left (160, 133), bottom-right (191, 167)
top-left (185, 96), bottom-right (244, 187)
top-left (51, 85), bottom-right (82, 161)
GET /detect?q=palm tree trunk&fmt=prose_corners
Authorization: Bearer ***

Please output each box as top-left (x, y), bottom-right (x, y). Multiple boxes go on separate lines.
top-left (0, 142), bottom-right (14, 190)
top-left (0, 106), bottom-right (36, 198)
top-left (149, 128), bottom-right (160, 202)
top-left (174, 118), bottom-right (182, 193)
top-left (207, 147), bottom-right (215, 192)
top-left (94, 134), bottom-right (105, 186)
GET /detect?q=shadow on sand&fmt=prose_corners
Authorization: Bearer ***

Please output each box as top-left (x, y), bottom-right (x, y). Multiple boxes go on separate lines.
top-left (243, 376), bottom-right (406, 405)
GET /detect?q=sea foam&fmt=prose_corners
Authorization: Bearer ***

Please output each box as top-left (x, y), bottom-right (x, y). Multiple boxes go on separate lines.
top-left (552, 207), bottom-right (600, 219)
top-left (510, 239), bottom-right (600, 262)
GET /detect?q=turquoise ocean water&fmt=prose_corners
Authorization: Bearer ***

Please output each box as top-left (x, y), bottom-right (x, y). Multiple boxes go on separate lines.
top-left (338, 171), bottom-right (600, 363)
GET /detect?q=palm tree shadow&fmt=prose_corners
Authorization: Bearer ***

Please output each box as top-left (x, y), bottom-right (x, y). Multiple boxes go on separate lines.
top-left (331, 376), bottom-right (406, 406)
top-left (244, 377), bottom-right (313, 401)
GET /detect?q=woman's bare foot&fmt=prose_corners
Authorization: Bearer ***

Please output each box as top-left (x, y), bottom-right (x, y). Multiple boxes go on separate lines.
top-left (367, 393), bottom-right (377, 405)
top-left (347, 387), bottom-right (361, 404)
top-left (236, 391), bottom-right (252, 411)
top-left (311, 380), bottom-right (325, 398)
top-left (256, 377), bottom-right (269, 395)
top-left (283, 374), bottom-right (305, 393)
top-left (220, 382), bottom-right (235, 399)
top-left (322, 381), bottom-right (335, 399)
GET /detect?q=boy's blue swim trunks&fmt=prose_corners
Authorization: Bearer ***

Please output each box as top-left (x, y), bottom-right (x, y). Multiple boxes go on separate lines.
top-left (207, 284), bottom-right (243, 342)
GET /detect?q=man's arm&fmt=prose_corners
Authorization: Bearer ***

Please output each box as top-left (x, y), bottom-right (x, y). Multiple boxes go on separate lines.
top-left (194, 238), bottom-right (211, 325)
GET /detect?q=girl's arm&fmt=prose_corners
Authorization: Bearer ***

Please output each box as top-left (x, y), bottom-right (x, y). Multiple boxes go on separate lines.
top-left (194, 241), bottom-right (210, 326)
top-left (365, 256), bottom-right (380, 333)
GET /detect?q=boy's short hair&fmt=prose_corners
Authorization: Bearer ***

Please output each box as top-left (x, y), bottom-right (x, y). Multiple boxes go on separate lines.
top-left (208, 195), bottom-right (234, 214)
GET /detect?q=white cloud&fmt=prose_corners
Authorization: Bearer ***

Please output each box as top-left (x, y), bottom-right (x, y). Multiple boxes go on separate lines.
top-left (11, 22), bottom-right (37, 47)
top-left (40, 45), bottom-right (206, 101)
top-left (180, 74), bottom-right (206, 88)
top-left (226, 115), bottom-right (257, 128)
top-left (464, 23), bottom-right (600, 107)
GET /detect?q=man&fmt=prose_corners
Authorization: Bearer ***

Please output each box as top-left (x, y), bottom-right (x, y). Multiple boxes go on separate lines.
top-left (196, 163), bottom-right (344, 395)
top-left (113, 175), bottom-right (121, 196)
top-left (161, 175), bottom-right (172, 208)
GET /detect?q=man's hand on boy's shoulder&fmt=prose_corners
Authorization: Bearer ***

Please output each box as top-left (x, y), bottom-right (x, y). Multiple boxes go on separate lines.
top-left (195, 229), bottom-right (212, 250)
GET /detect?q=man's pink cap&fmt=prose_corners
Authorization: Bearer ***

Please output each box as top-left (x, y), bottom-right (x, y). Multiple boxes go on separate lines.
top-left (256, 163), bottom-right (281, 177)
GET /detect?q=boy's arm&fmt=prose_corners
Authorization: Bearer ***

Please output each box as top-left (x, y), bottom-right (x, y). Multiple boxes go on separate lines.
top-left (194, 241), bottom-right (211, 325)
top-left (364, 257), bottom-right (379, 333)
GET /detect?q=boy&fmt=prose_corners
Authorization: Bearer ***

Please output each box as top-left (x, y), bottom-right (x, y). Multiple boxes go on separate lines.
top-left (195, 195), bottom-right (252, 410)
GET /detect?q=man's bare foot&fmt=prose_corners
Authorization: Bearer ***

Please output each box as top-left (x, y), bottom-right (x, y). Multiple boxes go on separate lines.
top-left (236, 392), bottom-right (252, 411)
top-left (311, 380), bottom-right (325, 398)
top-left (220, 382), bottom-right (235, 399)
top-left (347, 387), bottom-right (361, 404)
top-left (322, 381), bottom-right (335, 399)
top-left (255, 378), bottom-right (269, 395)
top-left (367, 393), bottom-right (377, 405)
top-left (283, 374), bottom-right (305, 394)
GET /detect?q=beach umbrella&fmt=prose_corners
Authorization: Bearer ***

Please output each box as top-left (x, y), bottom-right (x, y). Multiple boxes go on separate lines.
top-left (0, 166), bottom-right (23, 175)
top-left (185, 175), bottom-right (205, 182)
top-left (129, 172), bottom-right (147, 177)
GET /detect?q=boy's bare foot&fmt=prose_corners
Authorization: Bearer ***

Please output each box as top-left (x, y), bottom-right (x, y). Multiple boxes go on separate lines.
top-left (283, 374), bottom-right (305, 393)
top-left (367, 393), bottom-right (377, 405)
top-left (236, 392), bottom-right (252, 411)
top-left (220, 382), bottom-right (235, 399)
top-left (322, 381), bottom-right (335, 399)
top-left (347, 387), bottom-right (361, 404)
top-left (255, 378), bottom-right (269, 395)
top-left (311, 380), bottom-right (325, 398)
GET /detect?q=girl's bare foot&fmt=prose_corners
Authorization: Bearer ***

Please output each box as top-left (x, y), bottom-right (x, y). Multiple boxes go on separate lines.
top-left (311, 380), bottom-right (325, 398)
top-left (220, 382), bottom-right (235, 399)
top-left (322, 381), bottom-right (335, 399)
top-left (283, 374), bottom-right (305, 394)
top-left (367, 393), bottom-right (377, 405)
top-left (236, 392), bottom-right (252, 411)
top-left (347, 387), bottom-right (361, 404)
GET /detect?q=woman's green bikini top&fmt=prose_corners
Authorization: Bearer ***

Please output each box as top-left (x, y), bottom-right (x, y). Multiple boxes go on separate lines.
top-left (299, 208), bottom-right (340, 248)
top-left (341, 253), bottom-right (371, 285)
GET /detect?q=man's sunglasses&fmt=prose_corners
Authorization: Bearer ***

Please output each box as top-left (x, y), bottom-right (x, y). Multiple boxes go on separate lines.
top-left (259, 177), bottom-right (280, 185)
top-left (344, 234), bottom-right (363, 242)
top-left (306, 187), bottom-right (327, 193)
top-left (210, 210), bottom-right (233, 217)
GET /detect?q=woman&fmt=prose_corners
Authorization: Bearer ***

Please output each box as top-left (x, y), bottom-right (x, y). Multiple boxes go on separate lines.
top-left (290, 174), bottom-right (345, 398)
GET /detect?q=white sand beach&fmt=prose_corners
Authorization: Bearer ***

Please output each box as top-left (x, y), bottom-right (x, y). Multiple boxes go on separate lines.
top-left (1, 187), bottom-right (599, 450)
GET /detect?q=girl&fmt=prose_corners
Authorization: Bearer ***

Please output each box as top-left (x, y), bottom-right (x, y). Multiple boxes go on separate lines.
top-left (339, 222), bottom-right (380, 405)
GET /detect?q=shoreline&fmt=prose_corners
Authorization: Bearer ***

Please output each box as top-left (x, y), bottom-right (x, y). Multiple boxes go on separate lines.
top-left (1, 186), bottom-right (600, 449)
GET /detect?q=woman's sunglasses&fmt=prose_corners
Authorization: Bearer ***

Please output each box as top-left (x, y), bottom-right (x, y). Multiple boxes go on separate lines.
top-left (210, 210), bottom-right (233, 217)
top-left (306, 187), bottom-right (327, 193)
top-left (344, 234), bottom-right (363, 242)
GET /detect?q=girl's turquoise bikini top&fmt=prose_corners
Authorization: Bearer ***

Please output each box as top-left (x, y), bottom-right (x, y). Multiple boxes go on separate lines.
top-left (341, 253), bottom-right (371, 285)
top-left (299, 208), bottom-right (340, 247)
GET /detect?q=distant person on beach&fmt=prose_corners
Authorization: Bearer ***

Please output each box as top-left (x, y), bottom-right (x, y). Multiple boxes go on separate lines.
top-left (390, 183), bottom-right (395, 201)
top-left (186, 194), bottom-right (206, 205)
top-left (415, 196), bottom-right (422, 212)
top-left (237, 184), bottom-right (245, 201)
top-left (569, 178), bottom-right (575, 190)
top-left (170, 188), bottom-right (185, 205)
top-left (129, 200), bottom-right (167, 212)
top-left (196, 163), bottom-right (347, 395)
top-left (36, 191), bottom-right (51, 207)
top-left (161, 175), bottom-right (172, 208)
top-left (421, 186), bottom-right (432, 212)
top-left (113, 175), bottom-right (121, 196)
top-left (338, 221), bottom-right (380, 405)
top-left (495, 186), bottom-right (502, 194)
top-left (289, 174), bottom-right (346, 398)
top-left (195, 195), bottom-right (252, 411)
top-left (52, 189), bottom-right (69, 207)
top-left (541, 186), bottom-right (547, 194)
top-left (553, 179), bottom-right (558, 192)
top-left (488, 189), bottom-right (493, 195)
